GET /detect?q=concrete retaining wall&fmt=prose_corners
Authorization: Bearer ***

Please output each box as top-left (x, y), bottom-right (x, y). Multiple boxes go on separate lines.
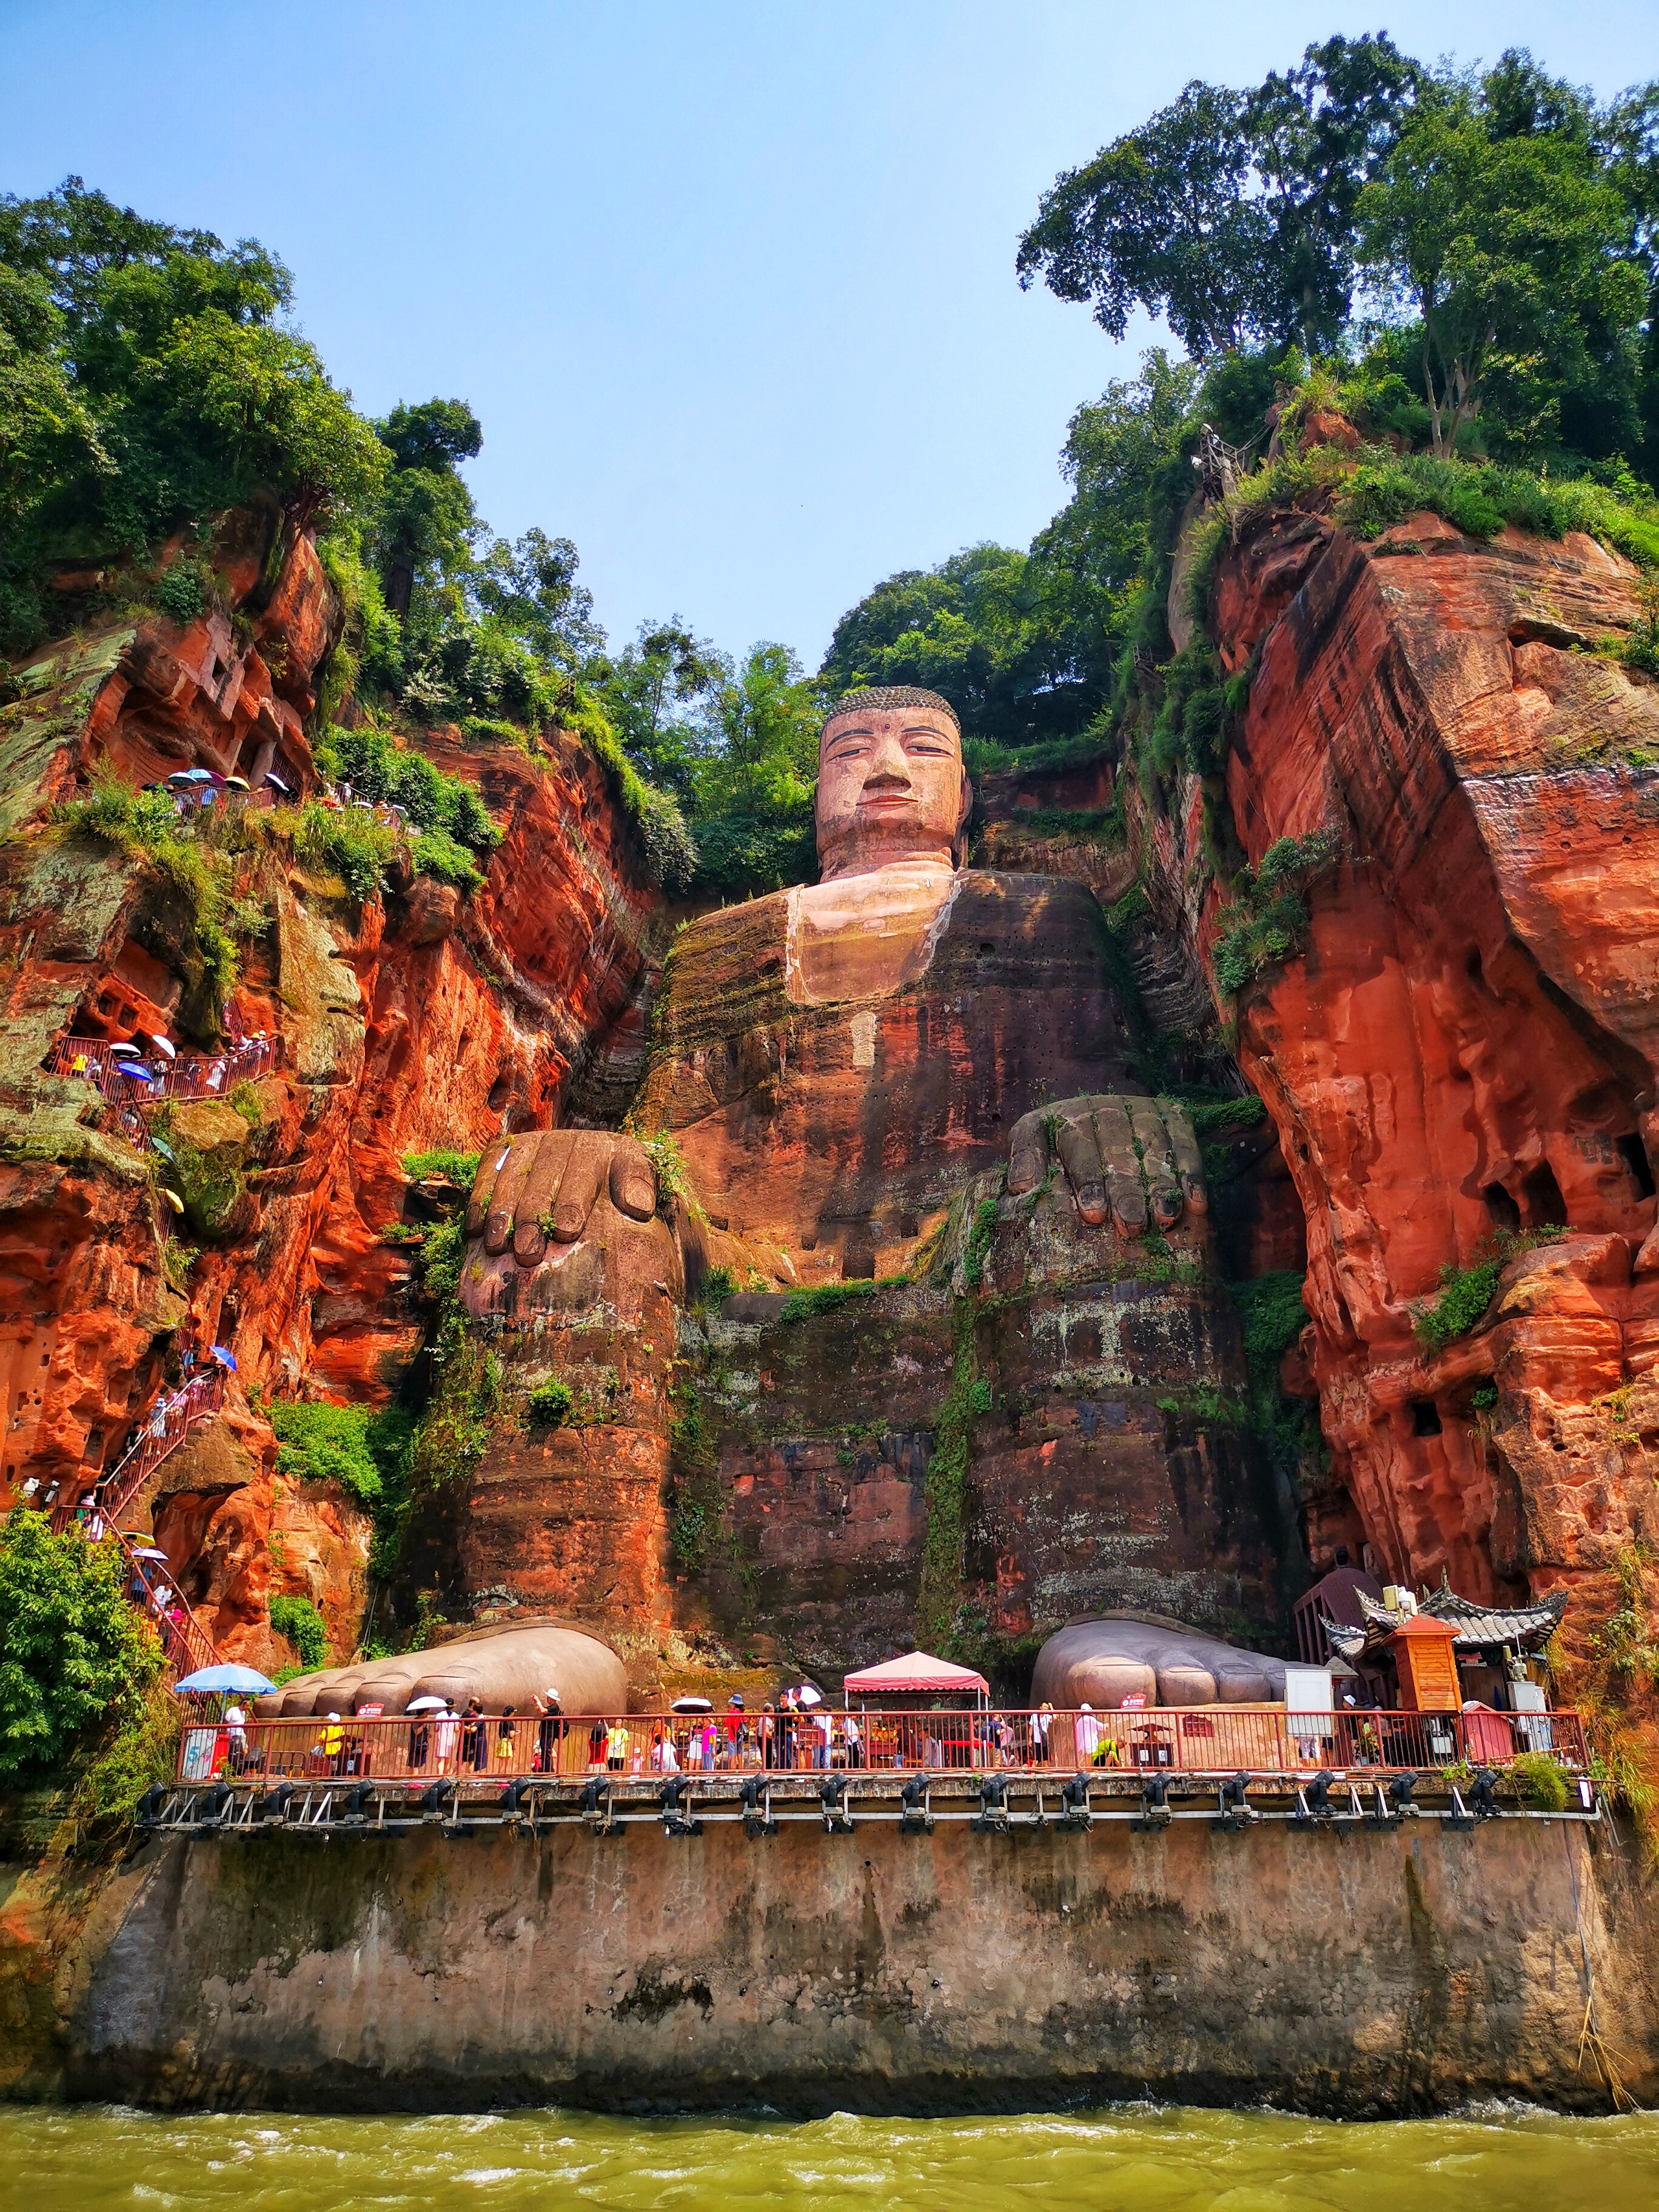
top-left (6, 1811), bottom-right (1656, 2115)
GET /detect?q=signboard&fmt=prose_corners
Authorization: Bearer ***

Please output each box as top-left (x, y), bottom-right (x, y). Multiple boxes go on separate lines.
top-left (180, 1726), bottom-right (218, 1781)
top-left (1119, 1692), bottom-right (1147, 1709)
top-left (1284, 1663), bottom-right (1334, 1714)
top-left (357, 1703), bottom-right (384, 1718)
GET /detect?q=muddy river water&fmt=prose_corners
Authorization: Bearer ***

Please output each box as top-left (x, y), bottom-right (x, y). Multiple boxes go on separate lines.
top-left (2, 2101), bottom-right (1655, 2209)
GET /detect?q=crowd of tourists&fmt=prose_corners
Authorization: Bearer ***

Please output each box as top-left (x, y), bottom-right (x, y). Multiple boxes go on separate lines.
top-left (209, 1689), bottom-right (1115, 1786)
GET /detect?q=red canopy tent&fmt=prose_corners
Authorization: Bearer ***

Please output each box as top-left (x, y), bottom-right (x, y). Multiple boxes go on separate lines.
top-left (842, 1651), bottom-right (990, 1701)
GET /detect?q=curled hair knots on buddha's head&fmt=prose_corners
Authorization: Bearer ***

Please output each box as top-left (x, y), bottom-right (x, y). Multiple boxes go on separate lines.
top-left (820, 686), bottom-right (961, 740)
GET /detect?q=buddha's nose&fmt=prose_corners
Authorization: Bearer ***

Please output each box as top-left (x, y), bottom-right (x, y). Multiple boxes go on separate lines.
top-left (863, 732), bottom-right (912, 787)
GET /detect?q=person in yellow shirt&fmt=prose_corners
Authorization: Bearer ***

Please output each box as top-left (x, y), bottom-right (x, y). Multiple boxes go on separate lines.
top-left (316, 1712), bottom-right (345, 1775)
top-left (606, 1719), bottom-right (629, 1772)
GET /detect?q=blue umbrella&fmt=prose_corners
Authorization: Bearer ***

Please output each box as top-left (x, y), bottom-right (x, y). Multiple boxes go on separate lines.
top-left (175, 1662), bottom-right (275, 1695)
top-left (210, 1344), bottom-right (237, 1370)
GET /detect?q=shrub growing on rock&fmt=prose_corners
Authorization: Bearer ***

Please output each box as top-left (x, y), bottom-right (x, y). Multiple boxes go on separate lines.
top-left (0, 1511), bottom-right (161, 1778)
top-left (1510, 1750), bottom-right (1569, 1811)
top-left (268, 1592), bottom-right (328, 1672)
top-left (525, 1378), bottom-right (573, 1429)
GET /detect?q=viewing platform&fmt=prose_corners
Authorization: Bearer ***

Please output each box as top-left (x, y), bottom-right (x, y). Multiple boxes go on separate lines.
top-left (147, 1702), bottom-right (1597, 1843)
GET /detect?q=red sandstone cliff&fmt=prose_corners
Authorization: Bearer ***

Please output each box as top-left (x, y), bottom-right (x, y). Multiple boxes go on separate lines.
top-left (0, 516), bottom-right (667, 1668)
top-left (1142, 498), bottom-right (1659, 1610)
top-left (5, 478), bottom-right (1656, 1689)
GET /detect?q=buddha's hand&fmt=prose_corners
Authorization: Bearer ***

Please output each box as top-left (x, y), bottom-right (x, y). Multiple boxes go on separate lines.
top-left (1005, 1093), bottom-right (1206, 1238)
top-left (461, 1130), bottom-right (677, 1316)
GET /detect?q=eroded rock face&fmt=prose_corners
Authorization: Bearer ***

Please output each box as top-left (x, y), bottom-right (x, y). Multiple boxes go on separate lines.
top-left (0, 529), bottom-right (666, 1664)
top-left (1161, 505), bottom-right (1659, 1603)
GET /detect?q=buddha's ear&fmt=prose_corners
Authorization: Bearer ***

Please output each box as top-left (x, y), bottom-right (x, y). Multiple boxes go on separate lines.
top-left (952, 772), bottom-right (974, 867)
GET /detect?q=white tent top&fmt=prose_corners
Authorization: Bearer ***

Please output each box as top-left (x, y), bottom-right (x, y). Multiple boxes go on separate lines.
top-left (842, 1650), bottom-right (990, 1696)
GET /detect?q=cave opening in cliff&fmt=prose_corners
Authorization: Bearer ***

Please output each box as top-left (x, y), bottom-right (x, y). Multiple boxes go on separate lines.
top-left (1521, 1161), bottom-right (1567, 1229)
top-left (1410, 1399), bottom-right (1443, 1437)
top-left (1617, 1134), bottom-right (1657, 1201)
top-left (1483, 1183), bottom-right (1521, 1234)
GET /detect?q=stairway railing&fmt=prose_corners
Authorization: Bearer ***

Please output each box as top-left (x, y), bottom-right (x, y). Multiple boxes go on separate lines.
top-left (51, 1366), bottom-right (227, 1675)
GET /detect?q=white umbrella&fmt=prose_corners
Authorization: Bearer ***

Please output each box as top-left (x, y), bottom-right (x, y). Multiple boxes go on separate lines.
top-left (109, 1043), bottom-right (141, 1057)
top-left (670, 1695), bottom-right (713, 1714)
top-left (795, 1683), bottom-right (823, 1708)
top-left (406, 1695), bottom-right (447, 1714)
top-left (147, 1035), bottom-right (176, 1060)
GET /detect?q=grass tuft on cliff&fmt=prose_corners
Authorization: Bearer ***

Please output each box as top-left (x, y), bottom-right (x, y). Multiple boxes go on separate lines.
top-left (780, 1280), bottom-right (877, 1323)
top-left (1413, 1226), bottom-right (1565, 1350)
top-left (1210, 831), bottom-right (1341, 997)
top-left (269, 1592), bottom-right (329, 1672)
top-left (1548, 1544), bottom-right (1659, 1864)
top-left (402, 1147), bottom-right (481, 1187)
top-left (55, 773), bottom-right (240, 1030)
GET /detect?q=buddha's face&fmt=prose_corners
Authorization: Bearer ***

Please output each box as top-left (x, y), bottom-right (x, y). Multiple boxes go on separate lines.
top-left (815, 703), bottom-right (970, 879)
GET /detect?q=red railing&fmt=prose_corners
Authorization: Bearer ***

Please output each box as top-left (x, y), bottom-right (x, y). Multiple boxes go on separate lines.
top-left (45, 1365), bottom-right (227, 1677)
top-left (184, 1704), bottom-right (1589, 1789)
top-left (44, 1031), bottom-right (278, 1108)
top-left (109, 1520), bottom-right (218, 1678)
top-left (55, 1367), bottom-right (226, 1537)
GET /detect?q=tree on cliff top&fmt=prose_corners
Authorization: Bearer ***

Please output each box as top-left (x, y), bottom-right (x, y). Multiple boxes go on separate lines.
top-left (0, 1510), bottom-right (162, 1780)
top-left (1017, 36), bottom-right (1422, 361)
top-left (370, 397), bottom-right (483, 623)
top-left (820, 353), bottom-right (1199, 754)
top-left (0, 178), bottom-right (386, 649)
top-left (1018, 42), bottom-right (1659, 477)
top-left (1356, 65), bottom-right (1650, 455)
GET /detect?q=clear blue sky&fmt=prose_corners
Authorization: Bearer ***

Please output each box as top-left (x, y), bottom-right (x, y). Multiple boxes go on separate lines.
top-left (3, 2), bottom-right (1649, 666)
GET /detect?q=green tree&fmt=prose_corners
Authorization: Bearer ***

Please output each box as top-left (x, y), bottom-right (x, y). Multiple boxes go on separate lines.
top-left (822, 539), bottom-right (1122, 751)
top-left (1016, 37), bottom-right (1419, 359)
top-left (471, 527), bottom-right (604, 668)
top-left (0, 177), bottom-right (387, 648)
top-left (595, 617), bottom-right (726, 799)
top-left (1358, 72), bottom-right (1647, 456)
top-left (822, 353), bottom-right (1198, 752)
top-left (371, 396), bottom-right (482, 621)
top-left (0, 1511), bottom-right (163, 1778)
top-left (694, 641), bottom-right (822, 816)
top-left (0, 263), bottom-right (109, 529)
top-left (155, 310), bottom-right (388, 531)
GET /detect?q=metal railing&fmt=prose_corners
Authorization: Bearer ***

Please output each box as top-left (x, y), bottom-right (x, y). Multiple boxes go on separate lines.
top-left (183, 1704), bottom-right (1588, 1790)
top-left (44, 1031), bottom-right (278, 1107)
top-left (54, 1367), bottom-right (226, 1537)
top-left (44, 1366), bottom-right (227, 1677)
top-left (110, 1519), bottom-right (218, 1677)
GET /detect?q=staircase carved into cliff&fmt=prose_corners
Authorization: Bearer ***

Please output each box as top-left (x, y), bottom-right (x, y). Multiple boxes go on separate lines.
top-left (52, 1369), bottom-right (225, 1676)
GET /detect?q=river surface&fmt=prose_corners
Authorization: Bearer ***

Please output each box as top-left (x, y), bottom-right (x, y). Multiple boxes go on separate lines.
top-left (2, 2103), bottom-right (1655, 2209)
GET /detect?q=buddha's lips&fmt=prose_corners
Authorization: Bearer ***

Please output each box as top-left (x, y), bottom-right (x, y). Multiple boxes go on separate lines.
top-left (857, 791), bottom-right (917, 813)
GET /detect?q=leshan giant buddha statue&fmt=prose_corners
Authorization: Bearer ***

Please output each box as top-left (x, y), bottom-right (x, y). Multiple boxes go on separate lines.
top-left (452, 688), bottom-right (1274, 1664)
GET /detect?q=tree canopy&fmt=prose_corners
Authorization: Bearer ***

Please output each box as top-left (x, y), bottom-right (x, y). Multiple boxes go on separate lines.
top-left (0, 178), bottom-right (384, 645)
top-left (0, 1510), bottom-right (162, 1778)
top-left (1018, 42), bottom-right (1659, 474)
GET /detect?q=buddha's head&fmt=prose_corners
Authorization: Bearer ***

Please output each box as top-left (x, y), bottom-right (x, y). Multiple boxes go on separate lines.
top-left (815, 686), bottom-right (972, 881)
